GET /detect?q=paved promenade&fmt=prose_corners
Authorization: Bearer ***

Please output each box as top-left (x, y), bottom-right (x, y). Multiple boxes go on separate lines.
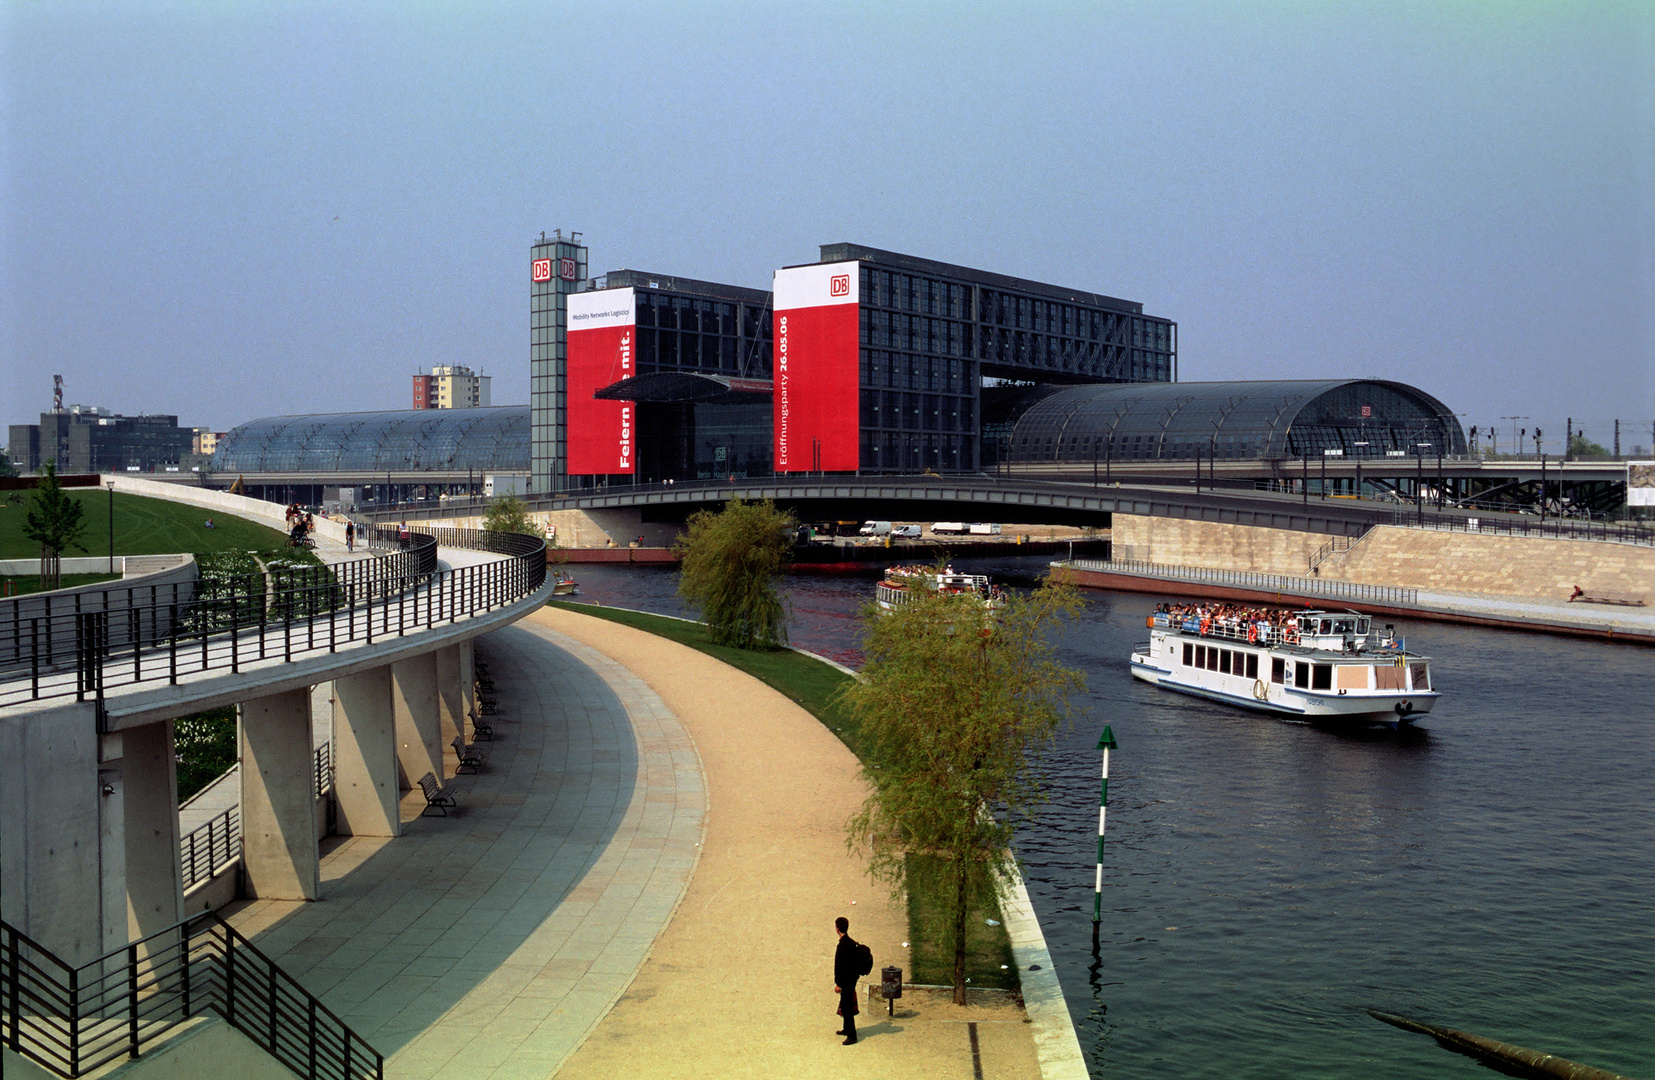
top-left (225, 605), bottom-right (1044, 1079)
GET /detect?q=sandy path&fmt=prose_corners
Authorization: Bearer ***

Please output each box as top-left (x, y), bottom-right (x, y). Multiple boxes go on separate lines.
top-left (534, 606), bottom-right (1041, 1080)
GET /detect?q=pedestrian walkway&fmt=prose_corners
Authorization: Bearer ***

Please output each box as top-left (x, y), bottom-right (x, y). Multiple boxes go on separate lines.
top-left (224, 618), bottom-right (705, 1080)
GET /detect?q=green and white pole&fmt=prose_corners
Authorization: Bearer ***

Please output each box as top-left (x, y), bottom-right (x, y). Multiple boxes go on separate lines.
top-left (1092, 724), bottom-right (1118, 951)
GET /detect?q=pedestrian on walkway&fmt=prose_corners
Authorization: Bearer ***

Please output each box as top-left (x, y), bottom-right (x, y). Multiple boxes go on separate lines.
top-left (833, 916), bottom-right (861, 1045)
top-left (345, 520), bottom-right (355, 552)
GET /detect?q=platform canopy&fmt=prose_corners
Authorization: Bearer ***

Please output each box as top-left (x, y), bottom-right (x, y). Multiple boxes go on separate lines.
top-left (213, 407), bottom-right (530, 474)
top-left (985, 379), bottom-right (1467, 462)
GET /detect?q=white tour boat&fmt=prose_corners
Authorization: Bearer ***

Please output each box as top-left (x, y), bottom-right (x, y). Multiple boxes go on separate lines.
top-left (876, 566), bottom-right (1005, 612)
top-left (1129, 606), bottom-right (1438, 725)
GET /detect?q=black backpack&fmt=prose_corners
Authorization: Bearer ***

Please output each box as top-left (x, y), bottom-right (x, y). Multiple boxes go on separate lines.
top-left (854, 940), bottom-right (874, 978)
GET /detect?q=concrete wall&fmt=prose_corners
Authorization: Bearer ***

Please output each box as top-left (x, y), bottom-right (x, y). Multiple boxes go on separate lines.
top-left (1326, 525), bottom-right (1655, 602)
top-left (407, 506), bottom-right (677, 549)
top-left (1110, 514), bottom-right (1327, 574)
top-left (0, 555), bottom-right (197, 658)
top-left (105, 474), bottom-right (350, 544)
top-left (1110, 513), bottom-right (1655, 603)
top-left (98, 1016), bottom-right (298, 1080)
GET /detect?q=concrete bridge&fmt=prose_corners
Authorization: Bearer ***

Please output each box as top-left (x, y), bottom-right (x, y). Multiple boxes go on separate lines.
top-left (1, 490), bottom-right (552, 978)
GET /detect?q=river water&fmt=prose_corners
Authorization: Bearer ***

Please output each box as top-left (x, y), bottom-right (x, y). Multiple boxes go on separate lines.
top-left (566, 555), bottom-right (1654, 1078)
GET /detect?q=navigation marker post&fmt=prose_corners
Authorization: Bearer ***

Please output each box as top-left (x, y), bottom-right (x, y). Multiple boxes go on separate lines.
top-left (1091, 724), bottom-right (1118, 952)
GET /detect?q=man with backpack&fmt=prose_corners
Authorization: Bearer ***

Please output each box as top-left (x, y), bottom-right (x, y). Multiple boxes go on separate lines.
top-left (833, 916), bottom-right (873, 1045)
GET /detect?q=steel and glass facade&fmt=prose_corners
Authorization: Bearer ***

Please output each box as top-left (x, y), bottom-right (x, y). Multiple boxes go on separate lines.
top-left (529, 233), bottom-right (588, 494)
top-left (780, 244), bottom-right (1177, 475)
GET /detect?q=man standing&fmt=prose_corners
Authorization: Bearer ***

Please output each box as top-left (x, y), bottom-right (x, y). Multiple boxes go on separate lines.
top-left (833, 916), bottom-right (861, 1045)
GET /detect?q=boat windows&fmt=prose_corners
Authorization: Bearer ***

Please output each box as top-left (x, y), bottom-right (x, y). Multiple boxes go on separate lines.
top-left (1410, 662), bottom-right (1430, 691)
top-left (1207, 648), bottom-right (1219, 672)
top-left (1219, 650), bottom-right (1232, 674)
top-left (1312, 664), bottom-right (1333, 690)
top-left (1183, 642), bottom-right (1194, 666)
top-left (1245, 653), bottom-right (1259, 679)
top-left (1357, 619), bottom-right (1370, 636)
top-left (1376, 663), bottom-right (1406, 690)
top-left (1271, 657), bottom-right (1285, 684)
top-left (1295, 661), bottom-right (1310, 688)
top-left (1335, 665), bottom-right (1369, 690)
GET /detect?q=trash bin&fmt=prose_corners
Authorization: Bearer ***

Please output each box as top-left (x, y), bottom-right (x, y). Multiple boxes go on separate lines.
top-left (880, 966), bottom-right (903, 1015)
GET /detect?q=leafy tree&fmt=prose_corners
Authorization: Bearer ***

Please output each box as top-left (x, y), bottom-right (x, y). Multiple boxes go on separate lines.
top-left (0, 448), bottom-right (16, 478)
top-left (22, 463), bottom-right (89, 589)
top-left (1568, 433), bottom-right (1609, 458)
top-left (481, 494), bottom-right (543, 536)
top-left (843, 575), bottom-right (1084, 1004)
top-left (175, 705), bottom-right (238, 803)
top-left (675, 497), bottom-right (795, 648)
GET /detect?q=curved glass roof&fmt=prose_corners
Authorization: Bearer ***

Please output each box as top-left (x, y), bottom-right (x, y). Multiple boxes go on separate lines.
top-left (994, 380), bottom-right (1466, 462)
top-left (213, 407), bottom-right (530, 473)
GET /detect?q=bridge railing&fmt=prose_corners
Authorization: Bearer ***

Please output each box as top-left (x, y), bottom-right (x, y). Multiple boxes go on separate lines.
top-left (1387, 510), bottom-right (1655, 547)
top-left (1, 911), bottom-right (382, 1080)
top-left (0, 528), bottom-right (546, 709)
top-left (1067, 558), bottom-right (1420, 607)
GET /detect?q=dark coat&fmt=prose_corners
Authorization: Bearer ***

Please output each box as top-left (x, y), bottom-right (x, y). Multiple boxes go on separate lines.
top-left (835, 935), bottom-right (861, 988)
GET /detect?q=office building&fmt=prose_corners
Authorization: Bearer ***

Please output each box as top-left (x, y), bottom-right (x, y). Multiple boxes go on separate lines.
top-left (413, 365), bottom-right (492, 410)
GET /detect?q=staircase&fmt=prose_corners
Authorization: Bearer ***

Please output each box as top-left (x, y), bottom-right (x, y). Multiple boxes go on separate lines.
top-left (2, 913), bottom-right (381, 1079)
top-left (1308, 535), bottom-right (1357, 574)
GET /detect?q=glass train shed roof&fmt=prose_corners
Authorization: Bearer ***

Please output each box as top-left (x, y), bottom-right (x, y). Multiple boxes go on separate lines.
top-left (992, 379), bottom-right (1466, 462)
top-left (212, 407), bottom-right (530, 474)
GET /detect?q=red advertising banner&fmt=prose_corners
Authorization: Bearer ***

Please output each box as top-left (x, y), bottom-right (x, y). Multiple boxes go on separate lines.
top-left (566, 288), bottom-right (637, 475)
top-left (772, 261), bottom-right (860, 472)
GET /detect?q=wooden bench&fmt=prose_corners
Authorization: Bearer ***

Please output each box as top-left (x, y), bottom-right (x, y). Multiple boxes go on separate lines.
top-left (1569, 590), bottom-right (1646, 607)
top-left (451, 734), bottom-right (487, 774)
top-left (468, 708), bottom-right (493, 741)
top-left (477, 698), bottom-right (498, 716)
top-left (418, 772), bottom-right (458, 816)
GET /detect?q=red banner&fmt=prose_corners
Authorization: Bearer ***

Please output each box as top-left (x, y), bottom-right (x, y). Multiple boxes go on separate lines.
top-left (566, 289), bottom-right (637, 475)
top-left (773, 262), bottom-right (859, 472)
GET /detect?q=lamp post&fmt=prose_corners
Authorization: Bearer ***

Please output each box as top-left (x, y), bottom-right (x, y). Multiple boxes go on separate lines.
top-left (107, 481), bottom-right (116, 574)
top-left (1091, 724), bottom-right (1118, 952)
top-left (1414, 443), bottom-right (1428, 525)
top-left (1534, 429), bottom-right (1545, 520)
top-left (1353, 441), bottom-right (1368, 500)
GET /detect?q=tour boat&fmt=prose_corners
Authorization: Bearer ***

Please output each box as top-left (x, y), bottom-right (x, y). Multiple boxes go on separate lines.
top-left (551, 572), bottom-right (579, 596)
top-left (1129, 606), bottom-right (1438, 725)
top-left (875, 566), bottom-right (1005, 612)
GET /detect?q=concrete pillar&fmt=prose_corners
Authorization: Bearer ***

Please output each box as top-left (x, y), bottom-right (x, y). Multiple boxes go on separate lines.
top-left (459, 642), bottom-right (476, 739)
top-left (332, 667), bottom-right (400, 837)
top-left (239, 689), bottom-right (319, 901)
top-left (436, 643), bottom-right (464, 748)
top-left (0, 702), bottom-right (114, 967)
top-left (122, 720), bottom-right (184, 942)
top-left (393, 656), bottom-right (444, 784)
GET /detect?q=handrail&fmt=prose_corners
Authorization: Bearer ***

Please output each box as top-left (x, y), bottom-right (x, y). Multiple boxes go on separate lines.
top-left (1067, 557), bottom-right (1420, 607)
top-left (2, 911), bottom-right (382, 1079)
top-left (0, 527), bottom-right (547, 708)
top-left (1385, 510), bottom-right (1655, 548)
top-left (180, 805), bottom-right (241, 893)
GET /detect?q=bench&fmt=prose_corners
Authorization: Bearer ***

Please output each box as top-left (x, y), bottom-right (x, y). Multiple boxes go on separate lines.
top-left (451, 734), bottom-right (487, 774)
top-left (475, 678), bottom-right (497, 694)
top-left (1569, 590), bottom-right (1646, 607)
top-left (468, 708), bottom-right (493, 741)
top-left (418, 772), bottom-right (458, 816)
top-left (477, 698), bottom-right (498, 716)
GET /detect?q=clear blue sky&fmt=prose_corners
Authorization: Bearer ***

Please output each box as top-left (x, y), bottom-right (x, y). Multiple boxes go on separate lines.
top-left (4, 1), bottom-right (1652, 455)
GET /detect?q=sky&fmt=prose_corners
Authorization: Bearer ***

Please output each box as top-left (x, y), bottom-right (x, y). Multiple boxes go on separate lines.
top-left (3, 1), bottom-right (1652, 456)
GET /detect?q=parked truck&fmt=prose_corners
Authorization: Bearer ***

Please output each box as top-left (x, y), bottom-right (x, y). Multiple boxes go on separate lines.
top-left (968, 522), bottom-right (1003, 535)
top-left (931, 521), bottom-right (968, 535)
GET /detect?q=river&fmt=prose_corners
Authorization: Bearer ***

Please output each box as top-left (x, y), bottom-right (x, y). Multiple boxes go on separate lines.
top-left (563, 555), bottom-right (1654, 1078)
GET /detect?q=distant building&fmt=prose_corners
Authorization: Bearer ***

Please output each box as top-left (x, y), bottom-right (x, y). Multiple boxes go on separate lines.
top-left (7, 405), bottom-right (195, 473)
top-left (192, 428), bottom-right (224, 455)
top-left (413, 365), bottom-right (492, 410)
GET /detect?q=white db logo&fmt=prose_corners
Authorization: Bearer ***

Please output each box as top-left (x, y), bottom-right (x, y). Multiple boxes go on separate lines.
top-left (532, 259), bottom-right (552, 282)
top-left (830, 274), bottom-right (850, 297)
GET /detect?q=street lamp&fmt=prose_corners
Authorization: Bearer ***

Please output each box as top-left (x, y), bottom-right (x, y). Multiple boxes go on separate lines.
top-left (107, 482), bottom-right (116, 574)
top-left (1352, 441), bottom-right (1369, 499)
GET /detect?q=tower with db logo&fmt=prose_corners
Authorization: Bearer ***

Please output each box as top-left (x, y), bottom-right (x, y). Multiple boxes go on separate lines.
top-left (529, 230), bottom-right (588, 494)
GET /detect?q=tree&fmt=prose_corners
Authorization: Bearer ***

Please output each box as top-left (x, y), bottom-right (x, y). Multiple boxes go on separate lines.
top-left (675, 497), bottom-right (795, 648)
top-left (0, 448), bottom-right (16, 478)
top-left (843, 576), bottom-right (1084, 1004)
top-left (22, 463), bottom-right (89, 589)
top-left (481, 494), bottom-right (543, 537)
top-left (1568, 433), bottom-right (1609, 459)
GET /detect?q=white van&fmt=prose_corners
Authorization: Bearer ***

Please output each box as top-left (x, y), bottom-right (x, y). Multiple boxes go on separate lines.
top-left (859, 521), bottom-right (893, 537)
top-left (892, 524), bottom-right (922, 538)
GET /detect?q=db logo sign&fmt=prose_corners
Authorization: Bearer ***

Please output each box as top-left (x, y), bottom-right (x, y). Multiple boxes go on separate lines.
top-left (1361, 406), bottom-right (1372, 417)
top-left (560, 258), bottom-right (577, 281)
top-left (532, 259), bottom-right (552, 282)
top-left (830, 274), bottom-right (850, 297)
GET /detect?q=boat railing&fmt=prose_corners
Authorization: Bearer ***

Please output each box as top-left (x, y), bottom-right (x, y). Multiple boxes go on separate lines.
top-left (1073, 558), bottom-right (1419, 607)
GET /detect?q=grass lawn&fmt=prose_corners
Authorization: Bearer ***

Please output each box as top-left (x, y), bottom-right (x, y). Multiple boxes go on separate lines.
top-left (546, 599), bottom-right (1021, 991)
top-left (2, 572), bottom-right (123, 596)
top-left (0, 490), bottom-right (290, 561)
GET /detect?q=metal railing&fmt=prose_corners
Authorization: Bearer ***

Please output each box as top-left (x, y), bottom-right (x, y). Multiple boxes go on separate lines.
top-left (180, 806), bottom-right (241, 893)
top-left (1386, 509), bottom-right (1655, 547)
top-left (2, 912), bottom-right (382, 1079)
top-left (1067, 558), bottom-right (1420, 607)
top-left (0, 527), bottom-right (547, 708)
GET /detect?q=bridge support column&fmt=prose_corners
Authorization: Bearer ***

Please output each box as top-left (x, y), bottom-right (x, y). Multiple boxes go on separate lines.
top-left (435, 643), bottom-right (464, 750)
top-left (121, 720), bottom-right (184, 941)
top-left (332, 667), bottom-right (400, 837)
top-left (239, 689), bottom-right (319, 901)
top-left (393, 656), bottom-right (445, 784)
top-left (0, 702), bottom-right (116, 966)
top-left (459, 642), bottom-right (476, 739)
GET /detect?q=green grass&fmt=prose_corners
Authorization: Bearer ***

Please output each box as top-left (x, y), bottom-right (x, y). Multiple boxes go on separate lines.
top-left (547, 599), bottom-right (1021, 992)
top-left (0, 490), bottom-right (290, 560)
top-left (1, 572), bottom-right (122, 596)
